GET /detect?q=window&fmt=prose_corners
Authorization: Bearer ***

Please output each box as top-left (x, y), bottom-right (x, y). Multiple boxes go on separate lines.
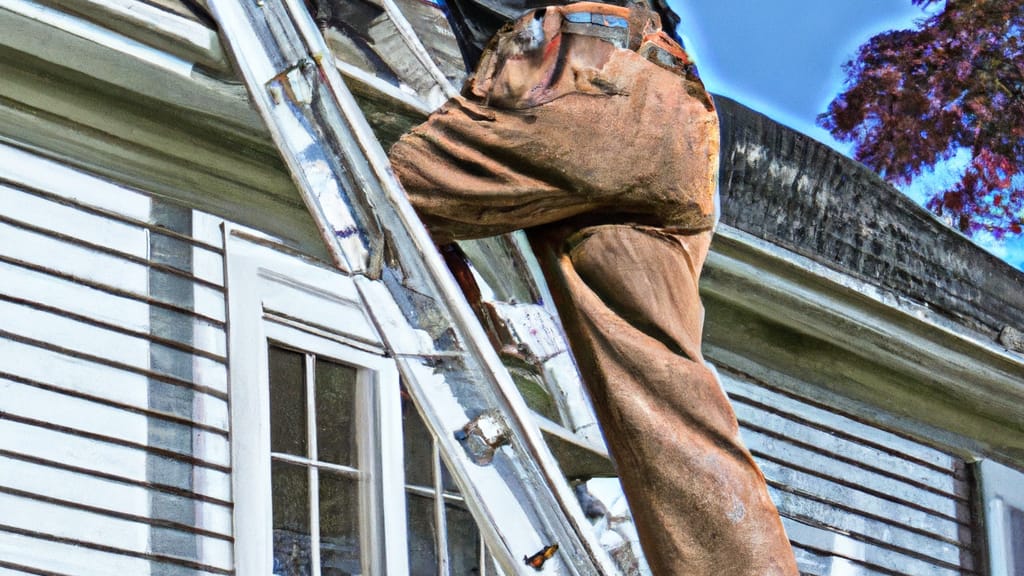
top-left (227, 234), bottom-right (491, 575)
top-left (980, 459), bottom-right (1024, 576)
top-left (252, 322), bottom-right (402, 576)
top-left (227, 237), bottom-right (406, 575)
top-left (400, 385), bottom-right (488, 575)
top-left (268, 345), bottom-right (366, 575)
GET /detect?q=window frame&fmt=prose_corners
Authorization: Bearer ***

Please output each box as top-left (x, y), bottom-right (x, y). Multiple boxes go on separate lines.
top-left (980, 459), bottom-right (1024, 576)
top-left (226, 231), bottom-right (407, 575)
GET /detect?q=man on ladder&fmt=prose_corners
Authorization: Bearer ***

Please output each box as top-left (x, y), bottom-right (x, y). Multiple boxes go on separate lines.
top-left (388, 1), bottom-right (800, 573)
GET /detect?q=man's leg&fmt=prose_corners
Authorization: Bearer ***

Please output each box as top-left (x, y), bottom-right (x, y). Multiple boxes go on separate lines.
top-left (389, 4), bottom-right (798, 570)
top-left (528, 224), bottom-right (798, 575)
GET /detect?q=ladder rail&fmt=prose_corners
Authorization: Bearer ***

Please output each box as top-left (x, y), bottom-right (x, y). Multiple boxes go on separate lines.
top-left (377, 0), bottom-right (460, 100)
top-left (206, 1), bottom-right (617, 573)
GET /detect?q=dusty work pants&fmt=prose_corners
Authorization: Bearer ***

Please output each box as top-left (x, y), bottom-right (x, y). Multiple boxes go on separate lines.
top-left (389, 3), bottom-right (798, 574)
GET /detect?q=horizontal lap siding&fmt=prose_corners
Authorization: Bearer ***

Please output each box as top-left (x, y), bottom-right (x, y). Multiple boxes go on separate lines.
top-left (720, 371), bottom-right (978, 576)
top-left (0, 145), bottom-right (233, 574)
top-left (0, 531), bottom-right (226, 576)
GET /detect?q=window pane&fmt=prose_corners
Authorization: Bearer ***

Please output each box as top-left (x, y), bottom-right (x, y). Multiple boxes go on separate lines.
top-left (320, 470), bottom-right (362, 575)
top-left (402, 388), bottom-right (433, 488)
top-left (315, 358), bottom-right (358, 466)
top-left (446, 502), bottom-right (481, 576)
top-left (272, 460), bottom-right (311, 576)
top-left (1011, 506), bottom-right (1024, 576)
top-left (406, 492), bottom-right (438, 576)
top-left (440, 457), bottom-right (460, 495)
top-left (269, 346), bottom-right (308, 456)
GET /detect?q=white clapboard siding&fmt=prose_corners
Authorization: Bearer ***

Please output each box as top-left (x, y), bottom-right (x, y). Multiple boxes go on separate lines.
top-left (720, 371), bottom-right (978, 576)
top-left (0, 219), bottom-right (149, 295)
top-left (725, 373), bottom-right (958, 470)
top-left (0, 219), bottom-right (226, 323)
top-left (0, 419), bottom-right (231, 502)
top-left (0, 530), bottom-right (224, 576)
top-left (742, 428), bottom-right (961, 518)
top-left (733, 399), bottom-right (960, 496)
top-left (0, 260), bottom-right (226, 357)
top-left (0, 183), bottom-right (148, 258)
top-left (0, 143), bottom-right (234, 574)
top-left (783, 518), bottom-right (964, 576)
top-left (0, 455), bottom-right (232, 536)
top-left (0, 493), bottom-right (233, 571)
top-left (0, 381), bottom-right (230, 467)
top-left (0, 146), bottom-right (152, 221)
top-left (0, 339), bottom-right (229, 431)
top-left (0, 298), bottom-right (227, 394)
top-left (756, 458), bottom-right (962, 542)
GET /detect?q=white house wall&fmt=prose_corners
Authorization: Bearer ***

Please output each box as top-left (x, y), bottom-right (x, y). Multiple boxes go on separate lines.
top-left (717, 369), bottom-right (977, 576)
top-left (0, 142), bottom-right (232, 575)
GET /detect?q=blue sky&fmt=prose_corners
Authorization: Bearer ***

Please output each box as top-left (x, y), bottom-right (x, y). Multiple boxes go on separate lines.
top-left (668, 0), bottom-right (1024, 270)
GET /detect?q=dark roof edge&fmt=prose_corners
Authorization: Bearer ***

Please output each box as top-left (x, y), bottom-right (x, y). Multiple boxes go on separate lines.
top-left (713, 94), bottom-right (1024, 344)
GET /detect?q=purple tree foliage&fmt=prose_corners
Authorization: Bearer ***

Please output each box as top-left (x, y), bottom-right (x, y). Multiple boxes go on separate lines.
top-left (820, 0), bottom-right (1024, 238)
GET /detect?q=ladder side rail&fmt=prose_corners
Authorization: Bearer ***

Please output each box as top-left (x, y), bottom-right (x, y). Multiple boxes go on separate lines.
top-left (206, 1), bottom-right (616, 574)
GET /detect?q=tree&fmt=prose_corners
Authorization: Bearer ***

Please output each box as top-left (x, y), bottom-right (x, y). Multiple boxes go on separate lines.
top-left (819, 0), bottom-right (1024, 238)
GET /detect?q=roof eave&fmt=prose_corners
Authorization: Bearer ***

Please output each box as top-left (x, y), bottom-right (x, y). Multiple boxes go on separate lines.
top-left (704, 223), bottom-right (1024, 467)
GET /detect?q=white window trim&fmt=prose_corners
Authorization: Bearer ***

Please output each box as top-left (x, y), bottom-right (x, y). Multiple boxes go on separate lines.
top-left (226, 229), bottom-right (407, 575)
top-left (980, 459), bottom-right (1024, 576)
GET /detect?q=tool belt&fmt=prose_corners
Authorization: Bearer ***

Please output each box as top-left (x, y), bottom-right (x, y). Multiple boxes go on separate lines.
top-left (466, 1), bottom-right (706, 109)
top-left (559, 3), bottom-right (699, 80)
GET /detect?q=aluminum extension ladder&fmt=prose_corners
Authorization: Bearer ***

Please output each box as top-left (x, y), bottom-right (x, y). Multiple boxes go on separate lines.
top-left (205, 1), bottom-right (618, 573)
